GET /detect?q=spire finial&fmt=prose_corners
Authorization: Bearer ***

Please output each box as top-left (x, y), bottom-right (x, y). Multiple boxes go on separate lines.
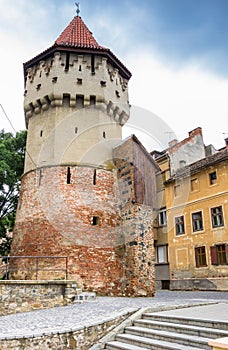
top-left (75, 2), bottom-right (80, 16)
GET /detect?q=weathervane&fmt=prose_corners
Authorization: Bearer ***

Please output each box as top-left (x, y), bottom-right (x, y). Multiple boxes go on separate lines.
top-left (75, 2), bottom-right (80, 16)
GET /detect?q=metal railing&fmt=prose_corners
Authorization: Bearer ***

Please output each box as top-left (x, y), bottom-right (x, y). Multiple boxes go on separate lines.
top-left (0, 256), bottom-right (69, 280)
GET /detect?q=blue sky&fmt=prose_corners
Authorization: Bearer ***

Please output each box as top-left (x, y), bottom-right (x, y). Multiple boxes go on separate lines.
top-left (0, 0), bottom-right (228, 150)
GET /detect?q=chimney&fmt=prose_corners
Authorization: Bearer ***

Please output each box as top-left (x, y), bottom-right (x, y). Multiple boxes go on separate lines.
top-left (225, 137), bottom-right (228, 149)
top-left (168, 139), bottom-right (178, 148)
top-left (188, 127), bottom-right (202, 137)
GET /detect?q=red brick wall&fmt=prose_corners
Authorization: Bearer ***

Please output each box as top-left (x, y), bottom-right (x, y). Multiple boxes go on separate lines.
top-left (11, 136), bottom-right (157, 296)
top-left (11, 166), bottom-right (125, 295)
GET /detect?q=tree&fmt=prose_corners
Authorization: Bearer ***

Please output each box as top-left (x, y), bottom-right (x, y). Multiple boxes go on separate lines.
top-left (0, 130), bottom-right (27, 256)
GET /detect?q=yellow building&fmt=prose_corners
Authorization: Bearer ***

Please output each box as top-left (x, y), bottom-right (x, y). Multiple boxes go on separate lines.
top-left (153, 129), bottom-right (228, 291)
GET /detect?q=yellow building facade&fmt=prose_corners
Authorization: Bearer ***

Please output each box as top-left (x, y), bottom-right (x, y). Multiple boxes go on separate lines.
top-left (165, 146), bottom-right (228, 290)
top-left (153, 129), bottom-right (228, 291)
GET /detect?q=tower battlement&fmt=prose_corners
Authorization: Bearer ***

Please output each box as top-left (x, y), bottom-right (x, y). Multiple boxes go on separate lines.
top-left (24, 51), bottom-right (129, 126)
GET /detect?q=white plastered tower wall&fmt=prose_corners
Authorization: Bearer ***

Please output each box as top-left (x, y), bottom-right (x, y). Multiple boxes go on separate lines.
top-left (24, 50), bottom-right (130, 172)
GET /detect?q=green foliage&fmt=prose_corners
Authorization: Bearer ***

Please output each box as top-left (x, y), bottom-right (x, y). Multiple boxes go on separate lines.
top-left (0, 130), bottom-right (27, 256)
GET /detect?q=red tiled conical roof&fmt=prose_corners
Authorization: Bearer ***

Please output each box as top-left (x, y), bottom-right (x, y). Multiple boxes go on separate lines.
top-left (54, 16), bottom-right (104, 49)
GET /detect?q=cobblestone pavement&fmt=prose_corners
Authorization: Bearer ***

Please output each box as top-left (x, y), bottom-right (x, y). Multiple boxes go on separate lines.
top-left (0, 291), bottom-right (227, 339)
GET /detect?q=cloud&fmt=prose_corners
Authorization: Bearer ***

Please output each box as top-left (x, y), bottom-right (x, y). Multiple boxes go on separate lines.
top-left (126, 51), bottom-right (228, 150)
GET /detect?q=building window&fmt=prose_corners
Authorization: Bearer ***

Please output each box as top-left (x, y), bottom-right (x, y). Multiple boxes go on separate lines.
top-left (93, 169), bottom-right (97, 185)
top-left (66, 167), bottom-right (71, 184)
top-left (192, 211), bottom-right (203, 232)
top-left (209, 171), bottom-right (217, 185)
top-left (195, 246), bottom-right (207, 267)
top-left (76, 95), bottom-right (84, 109)
top-left (174, 184), bottom-right (181, 197)
top-left (40, 130), bottom-right (43, 137)
top-left (191, 178), bottom-right (199, 191)
top-left (175, 216), bottom-right (185, 235)
top-left (211, 244), bottom-right (228, 265)
top-left (90, 95), bottom-right (96, 105)
top-left (103, 131), bottom-right (106, 139)
top-left (92, 216), bottom-right (100, 226)
top-left (159, 209), bottom-right (167, 226)
top-left (157, 245), bottom-right (168, 264)
top-left (211, 206), bottom-right (224, 228)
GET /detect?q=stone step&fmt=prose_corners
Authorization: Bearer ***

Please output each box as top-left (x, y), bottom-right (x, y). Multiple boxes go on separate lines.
top-left (106, 335), bottom-right (204, 350)
top-left (143, 313), bottom-right (228, 331)
top-left (124, 326), bottom-right (211, 349)
top-left (134, 318), bottom-right (228, 339)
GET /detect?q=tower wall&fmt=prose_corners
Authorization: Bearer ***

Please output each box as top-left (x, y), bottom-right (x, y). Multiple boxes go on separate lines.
top-left (11, 166), bottom-right (127, 294)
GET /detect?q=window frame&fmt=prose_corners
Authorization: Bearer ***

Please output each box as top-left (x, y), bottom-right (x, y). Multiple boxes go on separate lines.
top-left (192, 211), bottom-right (204, 233)
top-left (209, 171), bottom-right (217, 185)
top-left (211, 244), bottom-right (228, 265)
top-left (195, 246), bottom-right (207, 268)
top-left (175, 215), bottom-right (185, 236)
top-left (211, 205), bottom-right (224, 228)
top-left (158, 209), bottom-right (167, 226)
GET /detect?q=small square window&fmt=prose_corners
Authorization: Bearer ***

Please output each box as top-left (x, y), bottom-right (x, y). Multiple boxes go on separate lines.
top-left (191, 178), bottom-right (199, 191)
top-left (211, 206), bottom-right (224, 228)
top-left (92, 216), bottom-right (100, 226)
top-left (209, 171), bottom-right (217, 185)
top-left (175, 216), bottom-right (185, 235)
top-left (195, 246), bottom-right (207, 267)
top-left (192, 211), bottom-right (203, 232)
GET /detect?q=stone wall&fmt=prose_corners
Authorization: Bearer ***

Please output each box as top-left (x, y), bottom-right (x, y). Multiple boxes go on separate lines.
top-left (170, 278), bottom-right (228, 291)
top-left (0, 309), bottom-right (134, 350)
top-left (0, 280), bottom-right (80, 316)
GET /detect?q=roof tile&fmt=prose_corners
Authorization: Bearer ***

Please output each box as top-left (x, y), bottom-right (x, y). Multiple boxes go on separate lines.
top-left (55, 16), bottom-right (104, 49)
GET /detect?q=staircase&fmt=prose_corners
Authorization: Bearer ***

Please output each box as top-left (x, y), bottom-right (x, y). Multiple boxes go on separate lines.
top-left (105, 311), bottom-right (228, 350)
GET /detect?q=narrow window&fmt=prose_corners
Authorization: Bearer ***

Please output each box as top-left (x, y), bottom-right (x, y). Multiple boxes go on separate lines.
top-left (40, 130), bottom-right (43, 137)
top-left (78, 65), bottom-right (82, 71)
top-left (62, 94), bottom-right (70, 107)
top-left (65, 52), bottom-right (70, 71)
top-left (39, 71), bottom-right (42, 78)
top-left (192, 211), bottom-right (203, 232)
top-left (91, 55), bottom-right (95, 74)
top-left (159, 209), bottom-right (167, 226)
top-left (211, 206), bottom-right (224, 228)
top-left (209, 171), bottom-right (217, 185)
top-left (75, 127), bottom-right (78, 134)
top-left (76, 95), bottom-right (84, 109)
top-left (157, 245), bottom-right (168, 264)
top-left (175, 215), bottom-right (185, 235)
top-left (217, 244), bottom-right (227, 265)
top-left (115, 90), bottom-right (120, 98)
top-left (92, 216), bottom-right (100, 225)
top-left (195, 246), bottom-right (207, 267)
top-left (90, 95), bottom-right (96, 105)
top-left (103, 131), bottom-right (106, 139)
top-left (67, 167), bottom-right (71, 184)
top-left (93, 169), bottom-right (97, 185)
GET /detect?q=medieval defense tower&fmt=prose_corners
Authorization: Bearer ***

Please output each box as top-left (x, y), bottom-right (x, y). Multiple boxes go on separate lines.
top-left (11, 13), bottom-right (157, 296)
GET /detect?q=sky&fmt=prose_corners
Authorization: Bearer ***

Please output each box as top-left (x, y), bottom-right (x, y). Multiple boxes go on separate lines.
top-left (0, 0), bottom-right (228, 151)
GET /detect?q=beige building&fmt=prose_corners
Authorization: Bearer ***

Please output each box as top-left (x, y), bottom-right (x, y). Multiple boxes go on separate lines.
top-left (153, 128), bottom-right (228, 291)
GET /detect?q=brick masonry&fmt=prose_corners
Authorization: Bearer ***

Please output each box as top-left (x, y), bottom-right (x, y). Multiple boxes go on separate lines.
top-left (11, 135), bottom-right (158, 297)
